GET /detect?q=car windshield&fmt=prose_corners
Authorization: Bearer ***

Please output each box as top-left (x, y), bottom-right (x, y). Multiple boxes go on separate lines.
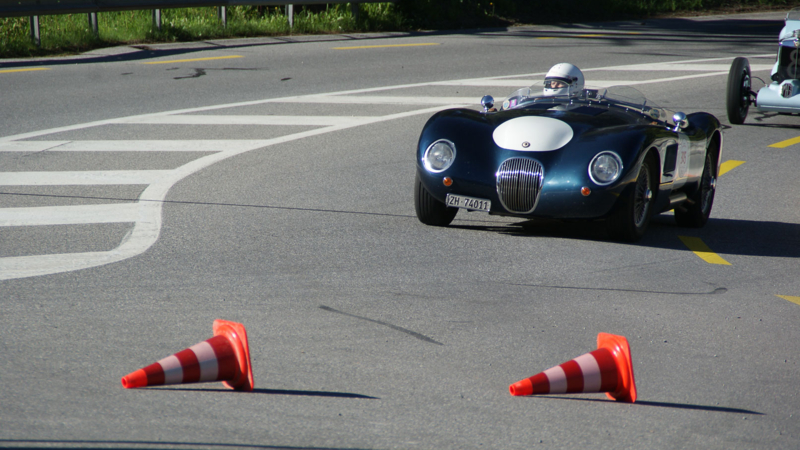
top-left (781, 8), bottom-right (800, 42)
top-left (501, 85), bottom-right (674, 125)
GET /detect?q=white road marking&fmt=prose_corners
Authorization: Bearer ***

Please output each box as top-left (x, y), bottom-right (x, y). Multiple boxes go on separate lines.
top-left (437, 79), bottom-right (541, 86)
top-left (440, 73), bottom-right (730, 88)
top-left (591, 72), bottom-right (730, 87)
top-left (0, 140), bottom-right (269, 152)
top-left (276, 95), bottom-right (477, 105)
top-left (121, 115), bottom-right (380, 126)
top-left (0, 105), bottom-right (456, 281)
top-left (593, 63), bottom-right (774, 71)
top-left (0, 170), bottom-right (174, 186)
top-left (0, 203), bottom-right (140, 226)
top-left (0, 141), bottom-right (71, 152)
top-left (0, 56), bottom-right (763, 281)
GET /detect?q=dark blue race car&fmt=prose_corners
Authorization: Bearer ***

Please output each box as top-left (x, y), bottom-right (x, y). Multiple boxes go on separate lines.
top-left (414, 86), bottom-right (722, 242)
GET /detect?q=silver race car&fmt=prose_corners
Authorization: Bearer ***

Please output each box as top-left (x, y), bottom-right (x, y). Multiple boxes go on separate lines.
top-left (727, 8), bottom-right (800, 123)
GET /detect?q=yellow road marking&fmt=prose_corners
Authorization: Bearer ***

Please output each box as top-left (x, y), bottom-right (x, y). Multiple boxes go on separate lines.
top-left (777, 295), bottom-right (800, 306)
top-left (333, 43), bottom-right (440, 50)
top-left (143, 55), bottom-right (243, 64)
top-left (0, 68), bottom-right (50, 74)
top-left (678, 236), bottom-right (732, 265)
top-left (769, 136), bottom-right (800, 148)
top-left (719, 160), bottom-right (745, 176)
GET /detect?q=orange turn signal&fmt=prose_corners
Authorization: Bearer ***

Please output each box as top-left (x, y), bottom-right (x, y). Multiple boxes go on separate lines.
top-left (443, 177), bottom-right (453, 187)
top-left (581, 186), bottom-right (591, 196)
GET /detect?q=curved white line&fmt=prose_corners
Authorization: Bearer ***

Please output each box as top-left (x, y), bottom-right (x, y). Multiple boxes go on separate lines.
top-left (0, 107), bottom-right (457, 281)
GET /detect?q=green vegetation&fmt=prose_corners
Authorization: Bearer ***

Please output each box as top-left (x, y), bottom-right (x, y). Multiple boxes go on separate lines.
top-left (0, 4), bottom-right (402, 57)
top-left (1, 0), bottom-right (798, 58)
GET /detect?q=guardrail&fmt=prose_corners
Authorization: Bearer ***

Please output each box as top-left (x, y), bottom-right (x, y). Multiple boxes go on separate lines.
top-left (0, 1), bottom-right (386, 17)
top-left (2, 1), bottom-right (393, 46)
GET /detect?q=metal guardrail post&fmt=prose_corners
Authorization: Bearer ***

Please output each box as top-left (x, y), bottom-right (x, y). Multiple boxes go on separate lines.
top-left (153, 9), bottom-right (162, 31)
top-left (29, 15), bottom-right (40, 47)
top-left (286, 4), bottom-right (293, 29)
top-left (88, 12), bottom-right (99, 36)
top-left (218, 6), bottom-right (226, 27)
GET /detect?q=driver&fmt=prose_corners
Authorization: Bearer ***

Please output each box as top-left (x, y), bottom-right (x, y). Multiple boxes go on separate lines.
top-left (543, 63), bottom-right (585, 97)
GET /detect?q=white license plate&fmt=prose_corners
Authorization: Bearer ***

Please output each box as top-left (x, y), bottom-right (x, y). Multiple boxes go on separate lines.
top-left (446, 194), bottom-right (491, 212)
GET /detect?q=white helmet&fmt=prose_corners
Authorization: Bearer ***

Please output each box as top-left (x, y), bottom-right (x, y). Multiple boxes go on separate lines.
top-left (543, 63), bottom-right (585, 97)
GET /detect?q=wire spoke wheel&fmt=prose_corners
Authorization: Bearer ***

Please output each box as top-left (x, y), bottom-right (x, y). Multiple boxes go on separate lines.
top-left (675, 148), bottom-right (717, 228)
top-left (699, 157), bottom-right (715, 214)
top-left (607, 155), bottom-right (656, 242)
top-left (633, 166), bottom-right (651, 229)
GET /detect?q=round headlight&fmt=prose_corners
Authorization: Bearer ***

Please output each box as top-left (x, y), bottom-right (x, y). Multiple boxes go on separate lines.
top-left (589, 151), bottom-right (623, 186)
top-left (423, 139), bottom-right (456, 173)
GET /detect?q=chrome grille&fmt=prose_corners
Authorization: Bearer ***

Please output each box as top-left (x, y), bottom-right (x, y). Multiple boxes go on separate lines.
top-left (496, 158), bottom-right (544, 214)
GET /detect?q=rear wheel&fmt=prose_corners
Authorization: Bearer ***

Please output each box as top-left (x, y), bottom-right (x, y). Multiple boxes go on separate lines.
top-left (414, 174), bottom-right (457, 226)
top-left (607, 155), bottom-right (657, 242)
top-left (675, 150), bottom-right (716, 228)
top-left (726, 57), bottom-right (751, 125)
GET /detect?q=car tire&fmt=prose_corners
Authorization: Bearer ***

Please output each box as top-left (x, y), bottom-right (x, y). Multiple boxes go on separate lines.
top-left (726, 57), bottom-right (751, 125)
top-left (414, 174), bottom-right (457, 226)
top-left (607, 154), bottom-right (657, 242)
top-left (675, 150), bottom-right (716, 228)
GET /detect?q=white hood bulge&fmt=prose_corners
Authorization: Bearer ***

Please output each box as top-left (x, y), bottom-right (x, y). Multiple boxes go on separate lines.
top-left (492, 116), bottom-right (574, 151)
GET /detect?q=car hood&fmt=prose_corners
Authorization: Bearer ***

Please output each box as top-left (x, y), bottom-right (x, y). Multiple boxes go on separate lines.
top-left (488, 106), bottom-right (642, 151)
top-left (492, 116), bottom-right (575, 151)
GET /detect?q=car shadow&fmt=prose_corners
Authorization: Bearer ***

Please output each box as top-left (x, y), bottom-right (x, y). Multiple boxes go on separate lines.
top-left (741, 112), bottom-right (800, 129)
top-left (451, 214), bottom-right (800, 259)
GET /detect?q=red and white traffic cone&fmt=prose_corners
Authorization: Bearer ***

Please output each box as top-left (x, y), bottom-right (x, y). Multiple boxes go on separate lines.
top-left (509, 332), bottom-right (636, 403)
top-left (121, 319), bottom-right (254, 391)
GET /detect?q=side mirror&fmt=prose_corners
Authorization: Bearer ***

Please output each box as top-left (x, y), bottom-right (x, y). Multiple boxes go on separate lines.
top-left (672, 112), bottom-right (688, 131)
top-left (481, 95), bottom-right (494, 113)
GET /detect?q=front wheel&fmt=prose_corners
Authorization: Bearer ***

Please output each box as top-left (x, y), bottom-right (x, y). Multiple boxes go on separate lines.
top-left (607, 155), bottom-right (657, 242)
top-left (726, 57), bottom-right (751, 125)
top-left (675, 151), bottom-right (716, 228)
top-left (414, 174), bottom-right (457, 226)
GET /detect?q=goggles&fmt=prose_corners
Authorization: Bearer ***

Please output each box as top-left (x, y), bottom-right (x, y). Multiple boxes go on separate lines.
top-left (544, 78), bottom-right (571, 89)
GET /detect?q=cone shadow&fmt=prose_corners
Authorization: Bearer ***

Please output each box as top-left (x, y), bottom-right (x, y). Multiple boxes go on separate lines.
top-left (535, 396), bottom-right (763, 414)
top-left (150, 386), bottom-right (378, 399)
top-left (252, 388), bottom-right (378, 399)
top-left (0, 438), bottom-right (378, 449)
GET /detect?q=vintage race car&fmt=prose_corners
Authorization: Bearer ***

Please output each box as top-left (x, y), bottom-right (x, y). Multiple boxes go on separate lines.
top-left (727, 7), bottom-right (800, 123)
top-left (414, 86), bottom-right (723, 241)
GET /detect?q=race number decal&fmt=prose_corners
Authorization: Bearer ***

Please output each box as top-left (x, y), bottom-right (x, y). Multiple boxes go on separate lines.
top-left (677, 134), bottom-right (691, 179)
top-left (789, 49), bottom-right (800, 79)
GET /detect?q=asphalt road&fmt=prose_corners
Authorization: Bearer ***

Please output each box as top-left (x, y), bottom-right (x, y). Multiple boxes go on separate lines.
top-left (1, 10), bottom-right (799, 450)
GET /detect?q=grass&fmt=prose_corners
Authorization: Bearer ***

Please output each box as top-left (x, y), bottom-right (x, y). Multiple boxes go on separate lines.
top-left (0, 4), bottom-right (403, 58)
top-left (1, 0), bottom-right (799, 58)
